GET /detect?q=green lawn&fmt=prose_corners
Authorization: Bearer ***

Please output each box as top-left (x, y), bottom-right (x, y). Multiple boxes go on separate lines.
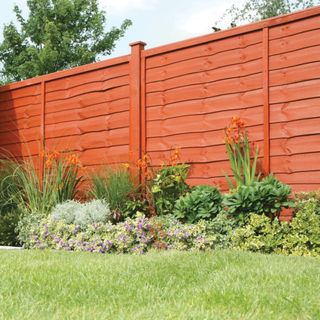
top-left (0, 250), bottom-right (319, 320)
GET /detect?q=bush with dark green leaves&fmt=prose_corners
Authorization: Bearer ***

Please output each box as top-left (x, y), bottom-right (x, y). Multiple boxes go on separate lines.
top-left (0, 160), bottom-right (20, 246)
top-left (173, 185), bottom-right (223, 223)
top-left (151, 164), bottom-right (190, 216)
top-left (223, 175), bottom-right (292, 219)
top-left (0, 211), bottom-right (21, 246)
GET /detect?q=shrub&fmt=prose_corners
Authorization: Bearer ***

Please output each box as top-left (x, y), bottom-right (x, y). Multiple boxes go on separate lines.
top-left (0, 160), bottom-right (19, 214)
top-left (151, 164), bottom-right (190, 215)
top-left (231, 214), bottom-right (289, 254)
top-left (203, 212), bottom-right (239, 249)
top-left (28, 214), bottom-right (217, 254)
top-left (173, 185), bottom-right (222, 223)
top-left (231, 202), bottom-right (320, 257)
top-left (16, 213), bottom-right (43, 247)
top-left (223, 175), bottom-right (292, 219)
top-left (294, 191), bottom-right (320, 215)
top-left (51, 200), bottom-right (112, 226)
top-left (51, 200), bottom-right (82, 224)
top-left (122, 198), bottom-right (150, 219)
top-left (0, 211), bottom-right (20, 246)
top-left (90, 166), bottom-right (135, 217)
top-left (0, 160), bottom-right (20, 246)
top-left (282, 200), bottom-right (320, 257)
top-left (74, 200), bottom-right (112, 226)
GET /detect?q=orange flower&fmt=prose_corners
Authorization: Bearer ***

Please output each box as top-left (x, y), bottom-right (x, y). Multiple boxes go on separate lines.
top-left (122, 162), bottom-right (130, 169)
top-left (224, 116), bottom-right (246, 145)
top-left (40, 150), bottom-right (47, 158)
top-left (66, 154), bottom-right (81, 166)
top-left (167, 146), bottom-right (181, 166)
top-left (50, 150), bottom-right (60, 160)
top-left (45, 159), bottom-right (53, 169)
top-left (137, 154), bottom-right (150, 170)
top-left (146, 171), bottom-right (153, 180)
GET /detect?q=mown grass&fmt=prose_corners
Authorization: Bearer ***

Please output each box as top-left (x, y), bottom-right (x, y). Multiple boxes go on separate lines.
top-left (0, 250), bottom-right (319, 320)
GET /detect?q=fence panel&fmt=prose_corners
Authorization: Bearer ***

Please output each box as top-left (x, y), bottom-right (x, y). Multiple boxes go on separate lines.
top-left (0, 6), bottom-right (319, 192)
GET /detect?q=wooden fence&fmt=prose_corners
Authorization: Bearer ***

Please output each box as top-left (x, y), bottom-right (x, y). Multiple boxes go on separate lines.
top-left (0, 6), bottom-right (319, 192)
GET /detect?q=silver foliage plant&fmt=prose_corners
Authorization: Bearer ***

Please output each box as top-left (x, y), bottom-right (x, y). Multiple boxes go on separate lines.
top-left (51, 200), bottom-right (112, 226)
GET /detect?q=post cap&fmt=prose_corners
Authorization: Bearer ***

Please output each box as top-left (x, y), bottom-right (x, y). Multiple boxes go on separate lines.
top-left (129, 41), bottom-right (146, 47)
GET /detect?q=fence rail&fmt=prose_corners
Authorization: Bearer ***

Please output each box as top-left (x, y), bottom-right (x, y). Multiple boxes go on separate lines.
top-left (0, 6), bottom-right (320, 192)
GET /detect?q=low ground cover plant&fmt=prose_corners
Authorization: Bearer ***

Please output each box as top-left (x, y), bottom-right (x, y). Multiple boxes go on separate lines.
top-left (27, 214), bottom-right (220, 253)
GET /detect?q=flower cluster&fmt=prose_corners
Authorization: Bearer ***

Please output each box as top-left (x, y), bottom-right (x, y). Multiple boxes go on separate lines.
top-left (224, 116), bottom-right (245, 145)
top-left (223, 116), bottom-right (260, 189)
top-left (28, 214), bottom-right (216, 254)
top-left (123, 147), bottom-right (183, 182)
top-left (166, 147), bottom-right (181, 167)
top-left (41, 150), bottom-right (81, 169)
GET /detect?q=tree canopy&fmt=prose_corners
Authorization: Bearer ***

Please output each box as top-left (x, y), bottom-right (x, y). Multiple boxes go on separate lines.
top-left (217, 0), bottom-right (319, 28)
top-left (0, 0), bottom-right (132, 83)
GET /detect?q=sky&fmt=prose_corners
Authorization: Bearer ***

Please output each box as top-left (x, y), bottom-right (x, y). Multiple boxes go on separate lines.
top-left (0, 0), bottom-right (246, 58)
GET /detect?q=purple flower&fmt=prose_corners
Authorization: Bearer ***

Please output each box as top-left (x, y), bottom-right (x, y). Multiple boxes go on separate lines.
top-left (124, 222), bottom-right (133, 232)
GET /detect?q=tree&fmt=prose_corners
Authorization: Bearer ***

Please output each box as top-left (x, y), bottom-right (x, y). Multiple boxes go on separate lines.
top-left (217, 0), bottom-right (319, 27)
top-left (0, 0), bottom-right (132, 83)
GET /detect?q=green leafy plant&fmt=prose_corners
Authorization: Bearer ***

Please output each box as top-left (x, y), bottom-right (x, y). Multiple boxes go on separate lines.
top-left (231, 200), bottom-right (320, 257)
top-left (16, 213), bottom-right (43, 247)
top-left (0, 211), bottom-right (20, 246)
top-left (231, 214), bottom-right (289, 254)
top-left (174, 185), bottom-right (223, 223)
top-left (204, 212), bottom-right (239, 249)
top-left (294, 191), bottom-right (320, 215)
top-left (90, 166), bottom-right (135, 218)
top-left (0, 160), bottom-right (19, 214)
top-left (151, 164), bottom-right (190, 215)
top-left (0, 160), bottom-right (20, 245)
top-left (224, 116), bottom-right (260, 189)
top-left (223, 175), bottom-right (292, 219)
top-left (282, 199), bottom-right (320, 256)
top-left (123, 198), bottom-right (150, 219)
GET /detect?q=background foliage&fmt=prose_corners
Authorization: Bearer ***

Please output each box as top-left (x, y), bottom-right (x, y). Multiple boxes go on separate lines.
top-left (0, 0), bottom-right (132, 82)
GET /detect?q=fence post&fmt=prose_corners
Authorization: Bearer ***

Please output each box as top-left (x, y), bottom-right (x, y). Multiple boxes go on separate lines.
top-left (262, 27), bottom-right (270, 174)
top-left (40, 80), bottom-right (46, 187)
top-left (129, 41), bottom-right (146, 182)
